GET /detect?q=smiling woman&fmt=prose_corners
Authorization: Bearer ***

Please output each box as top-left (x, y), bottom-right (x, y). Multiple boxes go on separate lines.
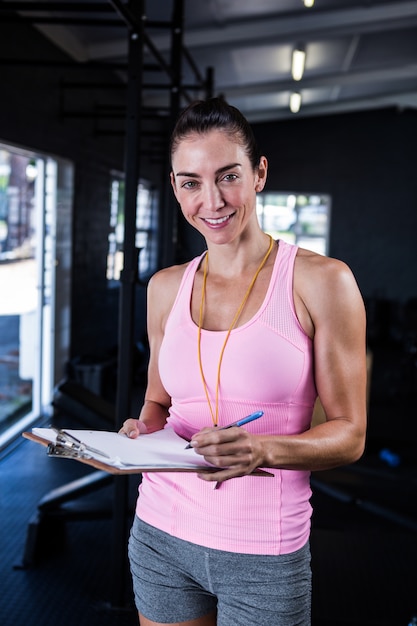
top-left (120, 97), bottom-right (367, 626)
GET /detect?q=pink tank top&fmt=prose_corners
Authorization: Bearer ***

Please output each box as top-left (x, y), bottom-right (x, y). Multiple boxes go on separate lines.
top-left (136, 239), bottom-right (317, 554)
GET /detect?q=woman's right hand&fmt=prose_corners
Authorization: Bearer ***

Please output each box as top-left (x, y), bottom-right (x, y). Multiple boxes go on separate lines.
top-left (118, 418), bottom-right (148, 439)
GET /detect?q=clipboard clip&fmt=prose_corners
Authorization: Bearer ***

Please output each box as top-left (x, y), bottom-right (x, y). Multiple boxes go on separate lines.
top-left (47, 428), bottom-right (110, 460)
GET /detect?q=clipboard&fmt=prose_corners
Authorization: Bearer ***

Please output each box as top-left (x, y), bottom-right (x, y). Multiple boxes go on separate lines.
top-left (22, 427), bottom-right (274, 477)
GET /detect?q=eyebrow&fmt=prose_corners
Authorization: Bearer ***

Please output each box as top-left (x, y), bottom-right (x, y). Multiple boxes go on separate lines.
top-left (175, 162), bottom-right (242, 178)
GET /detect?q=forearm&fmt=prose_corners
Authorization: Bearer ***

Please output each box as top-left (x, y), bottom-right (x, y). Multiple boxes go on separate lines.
top-left (137, 398), bottom-right (170, 433)
top-left (260, 418), bottom-right (366, 472)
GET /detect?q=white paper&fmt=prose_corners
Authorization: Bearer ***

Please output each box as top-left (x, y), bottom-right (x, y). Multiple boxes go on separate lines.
top-left (32, 426), bottom-right (215, 470)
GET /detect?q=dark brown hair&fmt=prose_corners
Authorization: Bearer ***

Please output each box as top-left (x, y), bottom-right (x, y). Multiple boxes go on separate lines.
top-left (170, 97), bottom-right (261, 170)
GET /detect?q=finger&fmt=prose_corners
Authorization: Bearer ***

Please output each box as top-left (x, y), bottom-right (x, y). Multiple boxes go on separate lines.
top-left (119, 419), bottom-right (140, 438)
top-left (188, 428), bottom-right (219, 448)
top-left (191, 429), bottom-right (245, 451)
top-left (192, 436), bottom-right (252, 461)
top-left (197, 465), bottom-right (250, 483)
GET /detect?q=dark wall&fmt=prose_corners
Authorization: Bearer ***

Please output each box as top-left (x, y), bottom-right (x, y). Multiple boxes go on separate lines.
top-left (251, 109), bottom-right (417, 304)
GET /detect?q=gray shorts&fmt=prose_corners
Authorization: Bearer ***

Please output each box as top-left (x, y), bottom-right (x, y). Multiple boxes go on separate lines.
top-left (128, 516), bottom-right (311, 626)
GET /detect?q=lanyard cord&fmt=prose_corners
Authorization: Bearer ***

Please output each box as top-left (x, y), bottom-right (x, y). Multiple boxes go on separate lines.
top-left (197, 235), bottom-right (274, 426)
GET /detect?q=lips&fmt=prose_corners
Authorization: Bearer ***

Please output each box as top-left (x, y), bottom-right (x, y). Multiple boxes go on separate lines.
top-left (203, 213), bottom-right (233, 226)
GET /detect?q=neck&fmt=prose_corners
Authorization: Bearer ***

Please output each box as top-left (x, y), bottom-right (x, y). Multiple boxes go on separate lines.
top-left (205, 233), bottom-right (275, 278)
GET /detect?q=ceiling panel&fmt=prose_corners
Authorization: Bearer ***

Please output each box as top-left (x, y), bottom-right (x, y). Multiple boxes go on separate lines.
top-left (1, 0), bottom-right (417, 122)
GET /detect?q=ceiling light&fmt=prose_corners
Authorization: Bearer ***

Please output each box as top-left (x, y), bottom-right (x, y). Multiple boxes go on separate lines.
top-left (292, 47), bottom-right (306, 81)
top-left (303, 0), bottom-right (314, 7)
top-left (289, 92), bottom-right (302, 113)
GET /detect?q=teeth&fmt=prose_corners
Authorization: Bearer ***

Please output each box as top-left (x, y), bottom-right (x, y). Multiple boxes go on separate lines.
top-left (204, 215), bottom-right (230, 225)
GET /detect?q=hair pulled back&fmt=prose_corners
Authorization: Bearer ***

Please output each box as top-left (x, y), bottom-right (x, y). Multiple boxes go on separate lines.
top-left (170, 97), bottom-right (261, 170)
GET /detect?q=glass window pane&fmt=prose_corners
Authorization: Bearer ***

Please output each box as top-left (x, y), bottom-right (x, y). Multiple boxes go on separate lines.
top-left (107, 175), bottom-right (157, 285)
top-left (257, 191), bottom-right (331, 255)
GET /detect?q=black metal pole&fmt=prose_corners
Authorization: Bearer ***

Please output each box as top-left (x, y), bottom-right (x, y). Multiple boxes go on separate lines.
top-left (161, 0), bottom-right (184, 268)
top-left (111, 1), bottom-right (144, 609)
top-left (205, 66), bottom-right (214, 99)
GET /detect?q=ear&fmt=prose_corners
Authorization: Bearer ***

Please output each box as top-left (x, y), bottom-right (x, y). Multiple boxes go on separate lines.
top-left (255, 156), bottom-right (268, 192)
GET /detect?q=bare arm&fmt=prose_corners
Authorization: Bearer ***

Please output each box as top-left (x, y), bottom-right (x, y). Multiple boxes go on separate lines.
top-left (191, 252), bottom-right (367, 481)
top-left (119, 267), bottom-right (182, 438)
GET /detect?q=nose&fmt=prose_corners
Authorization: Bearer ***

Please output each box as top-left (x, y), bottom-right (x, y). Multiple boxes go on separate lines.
top-left (201, 183), bottom-right (225, 212)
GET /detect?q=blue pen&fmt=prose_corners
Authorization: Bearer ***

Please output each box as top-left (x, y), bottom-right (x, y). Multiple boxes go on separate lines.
top-left (220, 410), bottom-right (264, 430)
top-left (185, 411), bottom-right (264, 448)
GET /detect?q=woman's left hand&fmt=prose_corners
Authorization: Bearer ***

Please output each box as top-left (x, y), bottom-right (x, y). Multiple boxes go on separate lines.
top-left (189, 427), bottom-right (263, 482)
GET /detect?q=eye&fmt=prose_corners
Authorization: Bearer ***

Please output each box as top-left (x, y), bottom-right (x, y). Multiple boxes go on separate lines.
top-left (222, 173), bottom-right (238, 182)
top-left (182, 180), bottom-right (199, 190)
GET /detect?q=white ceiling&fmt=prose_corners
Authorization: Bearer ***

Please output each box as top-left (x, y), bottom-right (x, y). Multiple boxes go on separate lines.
top-left (5, 0), bottom-right (417, 122)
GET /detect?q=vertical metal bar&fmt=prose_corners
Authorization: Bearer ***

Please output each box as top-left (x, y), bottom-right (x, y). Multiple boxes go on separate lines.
top-left (160, 0), bottom-right (184, 268)
top-left (111, 0), bottom-right (144, 609)
top-left (205, 66), bottom-right (214, 99)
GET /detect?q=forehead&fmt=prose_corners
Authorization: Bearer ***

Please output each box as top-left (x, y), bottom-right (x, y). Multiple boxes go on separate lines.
top-left (172, 129), bottom-right (247, 168)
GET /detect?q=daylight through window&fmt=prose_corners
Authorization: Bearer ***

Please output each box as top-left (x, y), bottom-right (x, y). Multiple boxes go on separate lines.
top-left (256, 192), bottom-right (331, 255)
top-left (107, 175), bottom-right (158, 285)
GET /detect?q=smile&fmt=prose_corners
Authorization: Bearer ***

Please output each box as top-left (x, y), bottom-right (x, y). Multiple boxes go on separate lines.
top-left (203, 214), bottom-right (233, 225)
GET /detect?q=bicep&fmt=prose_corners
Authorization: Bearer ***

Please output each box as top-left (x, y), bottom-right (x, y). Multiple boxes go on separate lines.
top-left (144, 274), bottom-right (172, 410)
top-left (144, 342), bottom-right (171, 408)
top-left (310, 263), bottom-right (367, 428)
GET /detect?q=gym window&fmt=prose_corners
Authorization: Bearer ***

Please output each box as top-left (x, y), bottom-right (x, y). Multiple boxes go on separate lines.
top-left (256, 192), bottom-right (331, 255)
top-left (107, 174), bottom-right (158, 285)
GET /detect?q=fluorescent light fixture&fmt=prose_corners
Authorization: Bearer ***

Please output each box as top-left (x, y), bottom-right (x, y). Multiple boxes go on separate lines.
top-left (289, 92), bottom-right (302, 113)
top-left (303, 0), bottom-right (314, 7)
top-left (292, 47), bottom-right (306, 81)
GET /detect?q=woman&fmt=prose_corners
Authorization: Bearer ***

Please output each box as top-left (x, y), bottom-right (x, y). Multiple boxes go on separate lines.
top-left (120, 98), bottom-right (367, 626)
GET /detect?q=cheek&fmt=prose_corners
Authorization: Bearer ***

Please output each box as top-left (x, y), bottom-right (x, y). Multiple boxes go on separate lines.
top-left (177, 194), bottom-right (198, 219)
top-left (221, 186), bottom-right (250, 209)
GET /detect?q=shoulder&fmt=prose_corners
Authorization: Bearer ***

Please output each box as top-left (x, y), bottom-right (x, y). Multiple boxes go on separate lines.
top-left (148, 261), bottom-right (191, 302)
top-left (147, 259), bottom-right (198, 331)
top-left (293, 246), bottom-right (365, 336)
top-left (148, 262), bottom-right (186, 289)
top-left (295, 246), bottom-right (355, 286)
